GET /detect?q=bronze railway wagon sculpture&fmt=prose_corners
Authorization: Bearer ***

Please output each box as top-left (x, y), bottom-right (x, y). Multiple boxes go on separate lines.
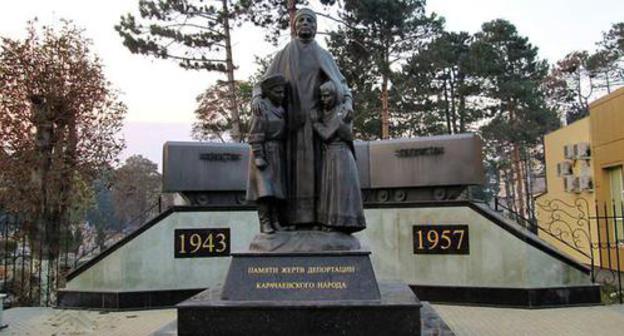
top-left (162, 133), bottom-right (485, 207)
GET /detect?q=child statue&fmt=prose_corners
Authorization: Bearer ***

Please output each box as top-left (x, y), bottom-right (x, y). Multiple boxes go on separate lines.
top-left (311, 81), bottom-right (366, 233)
top-left (246, 74), bottom-right (288, 234)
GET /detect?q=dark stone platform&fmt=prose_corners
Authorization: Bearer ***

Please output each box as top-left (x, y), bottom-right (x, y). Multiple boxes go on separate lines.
top-left (177, 250), bottom-right (422, 335)
top-left (57, 288), bottom-right (205, 310)
top-left (249, 231), bottom-right (361, 252)
top-left (222, 251), bottom-right (380, 301)
top-left (411, 284), bottom-right (602, 308)
top-left (177, 282), bottom-right (422, 336)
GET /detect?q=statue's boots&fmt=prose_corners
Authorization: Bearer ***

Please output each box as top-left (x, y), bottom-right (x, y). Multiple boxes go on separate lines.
top-left (258, 203), bottom-right (275, 234)
top-left (270, 205), bottom-right (284, 231)
top-left (321, 225), bottom-right (336, 232)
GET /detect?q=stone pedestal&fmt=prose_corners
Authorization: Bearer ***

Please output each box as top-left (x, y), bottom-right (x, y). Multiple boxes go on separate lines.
top-left (177, 251), bottom-right (421, 336)
top-left (249, 231), bottom-right (362, 253)
top-left (178, 282), bottom-right (421, 336)
top-left (222, 251), bottom-right (380, 301)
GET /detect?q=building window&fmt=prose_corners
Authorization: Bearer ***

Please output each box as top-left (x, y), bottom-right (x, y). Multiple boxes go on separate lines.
top-left (607, 166), bottom-right (624, 243)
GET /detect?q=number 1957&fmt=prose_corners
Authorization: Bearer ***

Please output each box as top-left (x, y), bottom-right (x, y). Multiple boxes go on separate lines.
top-left (413, 225), bottom-right (469, 255)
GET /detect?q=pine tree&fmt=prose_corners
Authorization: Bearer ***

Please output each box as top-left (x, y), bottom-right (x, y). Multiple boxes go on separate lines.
top-left (326, 28), bottom-right (382, 139)
top-left (591, 22), bottom-right (624, 93)
top-left (473, 19), bottom-right (559, 218)
top-left (243, 0), bottom-right (337, 44)
top-left (544, 22), bottom-right (624, 125)
top-left (396, 31), bottom-right (485, 136)
top-left (116, 0), bottom-right (247, 141)
top-left (544, 51), bottom-right (593, 124)
top-left (327, 0), bottom-right (442, 139)
top-left (116, 1), bottom-right (338, 141)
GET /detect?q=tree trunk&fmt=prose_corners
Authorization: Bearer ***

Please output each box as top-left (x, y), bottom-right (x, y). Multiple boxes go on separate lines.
top-left (512, 144), bottom-right (526, 218)
top-left (457, 72), bottom-right (467, 133)
top-left (523, 148), bottom-right (534, 222)
top-left (31, 98), bottom-right (53, 257)
top-left (380, 73), bottom-right (390, 139)
top-left (55, 114), bottom-right (77, 260)
top-left (222, 0), bottom-right (241, 142)
top-left (288, 0), bottom-right (297, 38)
top-left (449, 69), bottom-right (457, 134)
top-left (577, 75), bottom-right (588, 113)
top-left (459, 95), bottom-right (466, 133)
top-left (380, 44), bottom-right (393, 139)
top-left (504, 166), bottom-right (515, 212)
top-left (47, 118), bottom-right (65, 261)
top-left (507, 100), bottom-right (526, 218)
top-left (442, 75), bottom-right (452, 134)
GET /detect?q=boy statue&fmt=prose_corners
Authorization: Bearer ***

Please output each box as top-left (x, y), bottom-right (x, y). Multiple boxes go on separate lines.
top-left (246, 74), bottom-right (288, 234)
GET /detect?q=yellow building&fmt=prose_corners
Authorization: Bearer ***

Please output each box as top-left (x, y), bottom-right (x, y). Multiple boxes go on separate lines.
top-left (537, 87), bottom-right (624, 269)
top-left (590, 88), bottom-right (624, 270)
top-left (536, 117), bottom-right (596, 265)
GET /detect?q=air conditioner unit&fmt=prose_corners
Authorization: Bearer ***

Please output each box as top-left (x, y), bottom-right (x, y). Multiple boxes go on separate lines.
top-left (579, 175), bottom-right (594, 191)
top-left (557, 161), bottom-right (573, 177)
top-left (564, 176), bottom-right (580, 193)
top-left (564, 144), bottom-right (576, 160)
top-left (574, 142), bottom-right (591, 159)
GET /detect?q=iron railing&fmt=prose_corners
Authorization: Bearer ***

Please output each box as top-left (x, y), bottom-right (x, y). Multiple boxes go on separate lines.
top-left (591, 201), bottom-right (624, 304)
top-left (0, 212), bottom-right (57, 307)
top-left (72, 201), bottom-right (161, 269)
top-left (499, 196), bottom-right (624, 304)
top-left (0, 199), bottom-right (162, 307)
top-left (495, 197), bottom-right (595, 269)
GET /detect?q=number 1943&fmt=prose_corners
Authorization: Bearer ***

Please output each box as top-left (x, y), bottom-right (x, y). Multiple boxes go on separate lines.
top-left (413, 225), bottom-right (469, 255)
top-left (175, 228), bottom-right (230, 258)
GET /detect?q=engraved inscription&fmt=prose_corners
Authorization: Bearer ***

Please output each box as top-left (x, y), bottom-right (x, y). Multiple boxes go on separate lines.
top-left (246, 264), bottom-right (356, 290)
top-left (413, 225), bottom-right (469, 255)
top-left (222, 254), bottom-right (381, 301)
top-left (199, 152), bottom-right (242, 161)
top-left (307, 266), bottom-right (355, 274)
top-left (247, 266), bottom-right (279, 274)
top-left (174, 228), bottom-right (230, 258)
top-left (246, 265), bottom-right (356, 276)
top-left (395, 146), bottom-right (444, 158)
top-left (254, 281), bottom-right (347, 290)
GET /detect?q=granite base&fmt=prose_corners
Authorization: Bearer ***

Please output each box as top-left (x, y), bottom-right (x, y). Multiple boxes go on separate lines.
top-left (249, 231), bottom-right (362, 252)
top-left (177, 282), bottom-right (422, 336)
top-left (221, 251), bottom-right (381, 301)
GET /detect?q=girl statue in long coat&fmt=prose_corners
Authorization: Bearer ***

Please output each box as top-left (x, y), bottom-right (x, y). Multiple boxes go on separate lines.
top-left (311, 81), bottom-right (366, 233)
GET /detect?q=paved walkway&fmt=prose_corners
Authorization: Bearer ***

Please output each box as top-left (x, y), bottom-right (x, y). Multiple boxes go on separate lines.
top-left (0, 307), bottom-right (176, 336)
top-left (1, 304), bottom-right (623, 335)
top-left (432, 304), bottom-right (624, 336)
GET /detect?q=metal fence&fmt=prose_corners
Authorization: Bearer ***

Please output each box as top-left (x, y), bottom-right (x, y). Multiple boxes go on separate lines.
top-left (592, 202), bottom-right (624, 304)
top-left (0, 212), bottom-right (57, 307)
top-left (0, 201), bottom-right (161, 307)
top-left (517, 197), bottom-right (624, 304)
top-left (532, 197), bottom-right (594, 267)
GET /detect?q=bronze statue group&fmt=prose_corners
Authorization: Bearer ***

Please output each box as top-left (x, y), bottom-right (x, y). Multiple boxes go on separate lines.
top-left (245, 7), bottom-right (365, 236)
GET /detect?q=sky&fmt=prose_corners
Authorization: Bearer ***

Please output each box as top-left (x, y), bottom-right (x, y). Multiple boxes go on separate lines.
top-left (1, 0), bottom-right (623, 169)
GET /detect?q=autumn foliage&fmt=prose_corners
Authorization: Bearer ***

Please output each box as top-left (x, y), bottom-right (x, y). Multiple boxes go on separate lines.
top-left (0, 20), bottom-right (126, 257)
top-left (192, 80), bottom-right (252, 142)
